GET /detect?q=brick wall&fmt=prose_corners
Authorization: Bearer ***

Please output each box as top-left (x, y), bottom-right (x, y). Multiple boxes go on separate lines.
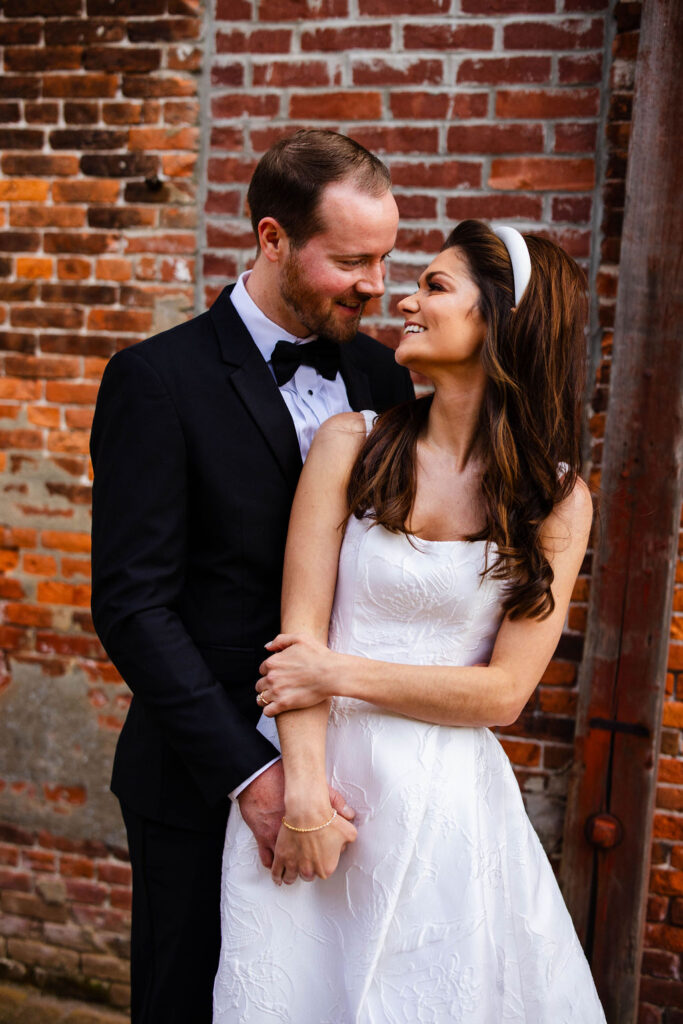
top-left (0, 0), bottom-right (676, 1014)
top-left (0, 0), bottom-right (202, 1007)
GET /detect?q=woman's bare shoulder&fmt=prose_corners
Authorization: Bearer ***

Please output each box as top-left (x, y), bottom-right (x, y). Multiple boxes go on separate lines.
top-left (541, 475), bottom-right (594, 558)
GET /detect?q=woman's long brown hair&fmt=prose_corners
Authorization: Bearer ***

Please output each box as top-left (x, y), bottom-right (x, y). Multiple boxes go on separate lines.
top-left (346, 219), bottom-right (589, 620)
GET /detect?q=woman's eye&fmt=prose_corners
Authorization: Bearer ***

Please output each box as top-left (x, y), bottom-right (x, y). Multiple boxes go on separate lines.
top-left (427, 281), bottom-right (443, 292)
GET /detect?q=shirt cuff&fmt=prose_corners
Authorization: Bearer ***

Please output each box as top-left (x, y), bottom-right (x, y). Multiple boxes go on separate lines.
top-left (229, 756), bottom-right (282, 803)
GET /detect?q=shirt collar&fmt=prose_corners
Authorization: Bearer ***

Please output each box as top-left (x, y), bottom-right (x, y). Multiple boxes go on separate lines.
top-left (229, 271), bottom-right (315, 364)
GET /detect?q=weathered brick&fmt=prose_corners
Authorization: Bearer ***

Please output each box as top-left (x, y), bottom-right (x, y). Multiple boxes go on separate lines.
top-left (289, 91), bottom-right (382, 120)
top-left (457, 57), bottom-right (551, 84)
top-left (504, 18), bottom-right (604, 51)
top-left (489, 157), bottom-right (595, 191)
top-left (42, 74), bottom-right (118, 99)
top-left (391, 161), bottom-right (482, 189)
top-left (446, 124), bottom-right (544, 154)
top-left (496, 88), bottom-right (600, 119)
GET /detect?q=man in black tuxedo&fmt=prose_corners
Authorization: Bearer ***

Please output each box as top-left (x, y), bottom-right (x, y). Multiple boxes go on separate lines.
top-left (90, 130), bottom-right (413, 1023)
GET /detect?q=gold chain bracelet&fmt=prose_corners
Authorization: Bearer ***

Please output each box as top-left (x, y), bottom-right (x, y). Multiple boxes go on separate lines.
top-left (281, 809), bottom-right (337, 833)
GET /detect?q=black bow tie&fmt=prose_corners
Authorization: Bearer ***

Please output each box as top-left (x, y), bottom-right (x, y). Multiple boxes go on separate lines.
top-left (271, 338), bottom-right (341, 387)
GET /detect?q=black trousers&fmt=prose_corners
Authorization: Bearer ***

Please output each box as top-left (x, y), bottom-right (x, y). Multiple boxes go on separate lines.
top-left (121, 803), bottom-right (226, 1024)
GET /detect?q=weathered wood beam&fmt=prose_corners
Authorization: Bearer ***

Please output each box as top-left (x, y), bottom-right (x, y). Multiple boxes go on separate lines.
top-left (560, 1), bottom-right (683, 1021)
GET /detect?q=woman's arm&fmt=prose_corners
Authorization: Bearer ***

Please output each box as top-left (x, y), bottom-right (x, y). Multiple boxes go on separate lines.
top-left (268, 412), bottom-right (365, 884)
top-left (259, 478), bottom-right (593, 729)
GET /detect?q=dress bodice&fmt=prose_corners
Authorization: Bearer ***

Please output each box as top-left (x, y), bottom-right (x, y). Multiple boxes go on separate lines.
top-left (329, 514), bottom-right (506, 668)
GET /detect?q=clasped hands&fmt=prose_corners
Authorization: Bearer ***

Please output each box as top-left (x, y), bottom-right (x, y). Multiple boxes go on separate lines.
top-left (256, 632), bottom-right (337, 715)
top-left (251, 634), bottom-right (356, 885)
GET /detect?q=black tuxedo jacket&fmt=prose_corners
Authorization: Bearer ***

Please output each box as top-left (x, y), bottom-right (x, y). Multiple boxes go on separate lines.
top-left (90, 285), bottom-right (414, 833)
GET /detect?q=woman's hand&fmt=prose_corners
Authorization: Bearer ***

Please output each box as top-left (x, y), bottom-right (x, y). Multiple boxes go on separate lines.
top-left (270, 803), bottom-right (358, 885)
top-left (256, 633), bottom-right (341, 715)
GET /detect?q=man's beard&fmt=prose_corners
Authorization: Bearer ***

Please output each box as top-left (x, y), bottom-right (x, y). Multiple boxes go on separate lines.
top-left (279, 250), bottom-right (367, 343)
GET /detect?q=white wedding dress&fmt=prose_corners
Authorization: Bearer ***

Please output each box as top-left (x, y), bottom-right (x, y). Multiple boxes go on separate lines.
top-left (213, 422), bottom-right (605, 1023)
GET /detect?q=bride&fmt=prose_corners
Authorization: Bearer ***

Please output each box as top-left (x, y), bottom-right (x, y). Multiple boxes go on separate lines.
top-left (213, 220), bottom-right (606, 1022)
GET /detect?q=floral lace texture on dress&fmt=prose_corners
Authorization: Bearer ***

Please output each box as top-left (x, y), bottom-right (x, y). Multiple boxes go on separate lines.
top-left (214, 482), bottom-right (605, 1024)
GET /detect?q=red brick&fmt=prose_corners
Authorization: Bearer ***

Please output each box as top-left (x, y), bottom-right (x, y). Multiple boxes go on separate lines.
top-left (489, 157), bottom-right (594, 191)
top-left (639, 978), bottom-right (683, 1009)
top-left (16, 258), bottom-right (53, 280)
top-left (11, 306), bottom-right (84, 330)
top-left (446, 194), bottom-right (543, 221)
top-left (210, 63), bottom-right (245, 88)
top-left (458, 57), bottom-right (551, 85)
top-left (218, 28), bottom-right (292, 52)
top-left (211, 94), bottom-right (280, 119)
top-left (504, 18), bottom-right (604, 51)
top-left (395, 228), bottom-right (445, 252)
top-left (57, 257), bottom-right (92, 280)
top-left (60, 855), bottom-right (95, 879)
top-left (651, 869), bottom-right (683, 896)
top-left (64, 878), bottom-right (107, 905)
top-left (348, 126), bottom-right (440, 155)
top-left (27, 405), bottom-right (60, 428)
top-left (289, 91), bottom-right (382, 120)
top-left (559, 53), bottom-right (604, 84)
top-left (24, 102), bottom-right (60, 126)
top-left (163, 100), bottom-right (199, 125)
top-left (128, 126), bottom-right (199, 151)
top-left (43, 74), bottom-right (118, 99)
top-left (552, 196), bottom-right (593, 222)
top-left (37, 581), bottom-right (91, 607)
top-left (4, 604), bottom-right (54, 628)
top-left (302, 25), bottom-right (390, 51)
top-left (5, 47), bottom-right (84, 73)
top-left (389, 92), bottom-right (450, 120)
top-left (96, 861), bottom-right (131, 885)
top-left (654, 815), bottom-right (683, 842)
top-left (259, 0), bottom-right (347, 16)
top-left (52, 180), bottom-right (120, 203)
top-left (496, 88), bottom-right (600, 119)
top-left (394, 195), bottom-right (438, 220)
top-left (447, 124), bottom-right (544, 154)
top-left (462, 0), bottom-right (553, 8)
top-left (103, 99), bottom-right (161, 124)
top-left (0, 868), bottom-right (32, 891)
top-left (0, 429), bottom-right (42, 451)
top-left (404, 23), bottom-right (493, 50)
top-left (391, 161), bottom-right (482, 189)
top-left (253, 61), bottom-right (332, 88)
top-left (41, 531), bottom-right (91, 554)
top-left (123, 74), bottom-right (197, 99)
top-left (352, 59), bottom-right (443, 86)
top-left (359, 0), bottom-right (447, 10)
top-left (500, 739), bottom-right (541, 766)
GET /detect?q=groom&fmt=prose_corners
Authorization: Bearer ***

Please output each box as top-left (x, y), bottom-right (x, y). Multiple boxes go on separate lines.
top-left (90, 129), bottom-right (413, 1023)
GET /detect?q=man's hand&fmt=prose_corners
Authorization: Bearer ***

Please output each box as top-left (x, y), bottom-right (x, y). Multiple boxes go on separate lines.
top-left (238, 761), bottom-right (355, 870)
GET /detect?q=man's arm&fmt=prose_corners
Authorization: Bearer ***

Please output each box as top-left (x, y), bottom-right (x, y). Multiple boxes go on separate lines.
top-left (90, 346), bottom-right (279, 805)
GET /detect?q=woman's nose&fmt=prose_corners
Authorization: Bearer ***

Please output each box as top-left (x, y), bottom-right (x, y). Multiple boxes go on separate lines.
top-left (397, 290), bottom-right (419, 315)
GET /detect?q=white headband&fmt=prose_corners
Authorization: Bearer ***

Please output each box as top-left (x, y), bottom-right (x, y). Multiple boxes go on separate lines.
top-left (493, 225), bottom-right (531, 307)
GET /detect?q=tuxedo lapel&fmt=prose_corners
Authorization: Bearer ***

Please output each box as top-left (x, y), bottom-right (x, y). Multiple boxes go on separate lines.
top-left (209, 287), bottom-right (302, 486)
top-left (338, 342), bottom-right (373, 411)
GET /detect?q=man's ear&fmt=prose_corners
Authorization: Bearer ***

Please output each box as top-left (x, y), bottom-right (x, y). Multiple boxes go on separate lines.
top-left (257, 217), bottom-right (289, 263)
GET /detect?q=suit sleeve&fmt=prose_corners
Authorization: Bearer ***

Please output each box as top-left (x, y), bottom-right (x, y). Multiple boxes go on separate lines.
top-left (90, 347), bottom-right (279, 805)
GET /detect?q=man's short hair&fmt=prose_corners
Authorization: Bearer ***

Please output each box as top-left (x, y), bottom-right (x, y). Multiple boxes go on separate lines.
top-left (247, 129), bottom-right (392, 247)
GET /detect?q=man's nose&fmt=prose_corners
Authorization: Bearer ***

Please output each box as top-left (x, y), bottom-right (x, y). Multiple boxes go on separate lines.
top-left (356, 261), bottom-right (385, 298)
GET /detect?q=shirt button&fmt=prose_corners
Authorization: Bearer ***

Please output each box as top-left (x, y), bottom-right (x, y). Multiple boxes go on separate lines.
top-left (308, 389), bottom-right (313, 395)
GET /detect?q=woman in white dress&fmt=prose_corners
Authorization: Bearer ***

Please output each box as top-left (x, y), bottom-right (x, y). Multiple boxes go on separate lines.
top-left (213, 220), bottom-right (606, 1022)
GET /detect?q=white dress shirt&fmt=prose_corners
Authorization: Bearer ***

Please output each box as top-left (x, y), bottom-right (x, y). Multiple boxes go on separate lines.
top-left (227, 272), bottom-right (352, 800)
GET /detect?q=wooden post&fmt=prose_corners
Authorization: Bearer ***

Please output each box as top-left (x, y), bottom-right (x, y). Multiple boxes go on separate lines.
top-left (560, 1), bottom-right (683, 1021)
